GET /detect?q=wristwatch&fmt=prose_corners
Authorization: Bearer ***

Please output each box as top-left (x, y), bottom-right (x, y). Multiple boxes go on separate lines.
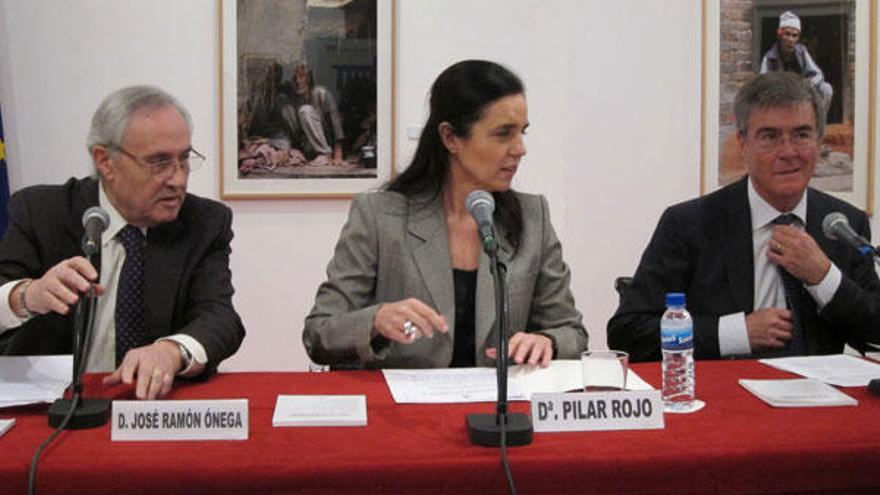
top-left (176, 342), bottom-right (194, 375)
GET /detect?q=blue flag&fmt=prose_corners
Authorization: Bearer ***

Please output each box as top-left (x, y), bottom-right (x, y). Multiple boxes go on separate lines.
top-left (0, 103), bottom-right (8, 236)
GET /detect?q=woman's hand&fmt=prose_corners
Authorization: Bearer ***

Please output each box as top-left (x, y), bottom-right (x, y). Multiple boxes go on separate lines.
top-left (373, 298), bottom-right (448, 344)
top-left (485, 332), bottom-right (554, 367)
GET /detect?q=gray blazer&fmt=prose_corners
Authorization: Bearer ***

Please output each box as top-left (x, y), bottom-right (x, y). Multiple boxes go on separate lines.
top-left (303, 190), bottom-right (588, 368)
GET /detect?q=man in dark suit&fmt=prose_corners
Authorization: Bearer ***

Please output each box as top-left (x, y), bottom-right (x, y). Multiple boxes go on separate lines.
top-left (0, 86), bottom-right (245, 398)
top-left (608, 72), bottom-right (880, 362)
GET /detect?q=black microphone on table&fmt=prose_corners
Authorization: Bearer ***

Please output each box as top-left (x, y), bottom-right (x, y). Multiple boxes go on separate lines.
top-left (464, 190), bottom-right (533, 448)
top-left (822, 212), bottom-right (877, 258)
top-left (48, 206), bottom-right (112, 429)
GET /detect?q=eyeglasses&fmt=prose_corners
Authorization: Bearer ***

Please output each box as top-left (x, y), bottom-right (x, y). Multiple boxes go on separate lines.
top-left (110, 145), bottom-right (206, 176)
top-left (748, 128), bottom-right (818, 153)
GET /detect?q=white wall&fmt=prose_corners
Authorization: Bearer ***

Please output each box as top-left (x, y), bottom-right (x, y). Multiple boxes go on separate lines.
top-left (0, 0), bottom-right (876, 371)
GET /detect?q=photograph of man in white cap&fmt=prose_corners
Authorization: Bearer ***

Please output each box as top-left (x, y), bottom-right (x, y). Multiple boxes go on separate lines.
top-left (760, 11), bottom-right (834, 113)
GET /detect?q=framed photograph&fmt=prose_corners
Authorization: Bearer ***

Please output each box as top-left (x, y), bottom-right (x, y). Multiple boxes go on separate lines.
top-left (702, 0), bottom-right (875, 213)
top-left (220, 0), bottom-right (396, 199)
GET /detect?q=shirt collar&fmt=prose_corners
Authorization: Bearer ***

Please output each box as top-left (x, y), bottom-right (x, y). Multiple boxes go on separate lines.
top-left (99, 182), bottom-right (145, 245)
top-left (747, 177), bottom-right (808, 231)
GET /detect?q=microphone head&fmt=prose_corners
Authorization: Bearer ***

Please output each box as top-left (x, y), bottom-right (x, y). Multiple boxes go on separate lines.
top-left (465, 190), bottom-right (494, 216)
top-left (822, 212), bottom-right (848, 240)
top-left (82, 206), bottom-right (110, 230)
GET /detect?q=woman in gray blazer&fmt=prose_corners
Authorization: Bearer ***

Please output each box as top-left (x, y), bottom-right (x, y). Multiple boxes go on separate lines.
top-left (303, 60), bottom-right (587, 369)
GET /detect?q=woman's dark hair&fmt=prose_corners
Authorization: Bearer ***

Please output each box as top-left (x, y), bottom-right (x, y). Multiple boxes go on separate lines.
top-left (386, 59), bottom-right (525, 250)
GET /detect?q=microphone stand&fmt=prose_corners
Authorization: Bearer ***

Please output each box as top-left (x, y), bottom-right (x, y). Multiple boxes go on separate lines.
top-left (466, 243), bottom-right (533, 447)
top-left (47, 249), bottom-right (111, 429)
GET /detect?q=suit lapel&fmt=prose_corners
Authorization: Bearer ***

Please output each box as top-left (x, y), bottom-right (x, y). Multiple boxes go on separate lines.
top-left (719, 178), bottom-right (755, 312)
top-left (407, 195), bottom-right (455, 327)
top-left (804, 189), bottom-right (833, 256)
top-left (801, 188), bottom-right (827, 353)
top-left (405, 193), bottom-right (514, 355)
top-left (144, 214), bottom-right (186, 336)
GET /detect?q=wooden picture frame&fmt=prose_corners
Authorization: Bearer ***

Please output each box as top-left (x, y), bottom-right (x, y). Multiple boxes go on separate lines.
top-left (220, 0), bottom-right (395, 199)
top-left (701, 0), bottom-right (875, 213)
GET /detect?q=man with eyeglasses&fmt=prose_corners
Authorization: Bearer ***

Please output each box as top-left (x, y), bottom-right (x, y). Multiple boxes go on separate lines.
top-left (608, 72), bottom-right (880, 362)
top-left (0, 86), bottom-right (245, 399)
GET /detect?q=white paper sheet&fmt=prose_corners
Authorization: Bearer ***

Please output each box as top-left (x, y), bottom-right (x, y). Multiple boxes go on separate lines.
top-left (382, 360), bottom-right (654, 404)
top-left (0, 418), bottom-right (15, 437)
top-left (739, 378), bottom-right (858, 407)
top-left (0, 355), bottom-right (71, 408)
top-left (272, 395), bottom-right (367, 426)
top-left (759, 354), bottom-right (880, 387)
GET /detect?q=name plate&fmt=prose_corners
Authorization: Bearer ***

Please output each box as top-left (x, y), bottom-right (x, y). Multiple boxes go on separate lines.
top-left (111, 399), bottom-right (248, 441)
top-left (530, 390), bottom-right (664, 432)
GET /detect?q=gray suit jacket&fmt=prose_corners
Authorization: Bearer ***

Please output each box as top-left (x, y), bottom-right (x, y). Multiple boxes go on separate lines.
top-left (303, 190), bottom-right (588, 368)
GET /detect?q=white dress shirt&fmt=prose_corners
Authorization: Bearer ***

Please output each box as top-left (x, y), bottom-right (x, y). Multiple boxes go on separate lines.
top-left (717, 179), bottom-right (842, 356)
top-left (0, 183), bottom-right (207, 373)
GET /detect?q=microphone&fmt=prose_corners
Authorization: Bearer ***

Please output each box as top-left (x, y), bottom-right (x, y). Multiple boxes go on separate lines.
top-left (48, 206), bottom-right (112, 430)
top-left (822, 212), bottom-right (875, 256)
top-left (465, 190), bottom-right (533, 448)
top-left (81, 207), bottom-right (110, 256)
top-left (465, 190), bottom-right (497, 254)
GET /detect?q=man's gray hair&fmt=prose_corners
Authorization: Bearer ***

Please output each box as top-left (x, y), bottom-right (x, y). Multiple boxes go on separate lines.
top-left (734, 71), bottom-right (826, 138)
top-left (86, 85), bottom-right (192, 152)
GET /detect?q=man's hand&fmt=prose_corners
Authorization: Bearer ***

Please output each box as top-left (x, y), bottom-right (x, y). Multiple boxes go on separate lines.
top-left (102, 341), bottom-right (183, 400)
top-left (12, 256), bottom-right (105, 317)
top-left (485, 332), bottom-right (554, 367)
top-left (768, 225), bottom-right (831, 285)
top-left (745, 308), bottom-right (793, 351)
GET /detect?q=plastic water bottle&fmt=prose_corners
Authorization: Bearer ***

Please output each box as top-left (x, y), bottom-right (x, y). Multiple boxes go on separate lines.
top-left (661, 292), bottom-right (696, 412)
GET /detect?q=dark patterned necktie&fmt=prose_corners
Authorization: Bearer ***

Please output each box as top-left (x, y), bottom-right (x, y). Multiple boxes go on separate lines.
top-left (772, 214), bottom-right (806, 354)
top-left (116, 225), bottom-right (147, 365)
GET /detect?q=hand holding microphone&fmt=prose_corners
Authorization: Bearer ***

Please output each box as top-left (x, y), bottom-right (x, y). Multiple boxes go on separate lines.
top-left (13, 208), bottom-right (110, 317)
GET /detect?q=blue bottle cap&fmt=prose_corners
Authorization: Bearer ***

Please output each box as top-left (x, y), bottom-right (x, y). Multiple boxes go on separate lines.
top-left (666, 292), bottom-right (685, 307)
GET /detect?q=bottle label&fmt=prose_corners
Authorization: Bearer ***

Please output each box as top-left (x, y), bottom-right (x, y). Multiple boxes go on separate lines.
top-left (661, 325), bottom-right (693, 351)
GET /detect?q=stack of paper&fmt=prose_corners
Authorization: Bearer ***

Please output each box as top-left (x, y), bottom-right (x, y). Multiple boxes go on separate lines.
top-left (739, 378), bottom-right (857, 407)
top-left (759, 354), bottom-right (880, 387)
top-left (382, 360), bottom-right (654, 404)
top-left (272, 395), bottom-right (367, 427)
top-left (0, 355), bottom-right (71, 408)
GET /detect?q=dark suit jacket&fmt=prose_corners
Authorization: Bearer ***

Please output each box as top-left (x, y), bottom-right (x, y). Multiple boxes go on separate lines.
top-left (303, 190), bottom-right (588, 368)
top-left (0, 177), bottom-right (245, 372)
top-left (607, 177), bottom-right (880, 362)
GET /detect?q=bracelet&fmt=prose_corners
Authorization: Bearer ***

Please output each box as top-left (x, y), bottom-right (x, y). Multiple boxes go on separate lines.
top-left (176, 342), bottom-right (195, 376)
top-left (17, 279), bottom-right (36, 319)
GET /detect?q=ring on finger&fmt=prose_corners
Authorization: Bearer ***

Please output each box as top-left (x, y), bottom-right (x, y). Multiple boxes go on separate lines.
top-left (402, 320), bottom-right (419, 339)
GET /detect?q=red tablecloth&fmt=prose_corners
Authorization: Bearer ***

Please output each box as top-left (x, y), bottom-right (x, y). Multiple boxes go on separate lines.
top-left (1, 360), bottom-right (879, 494)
